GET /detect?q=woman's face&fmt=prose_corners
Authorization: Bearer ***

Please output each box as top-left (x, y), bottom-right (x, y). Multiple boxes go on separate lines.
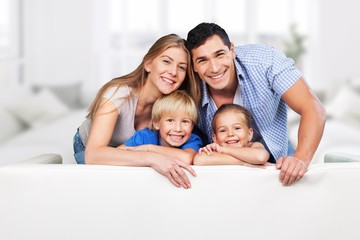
top-left (145, 47), bottom-right (188, 95)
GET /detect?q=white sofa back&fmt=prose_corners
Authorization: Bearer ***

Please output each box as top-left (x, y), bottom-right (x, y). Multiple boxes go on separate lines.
top-left (1, 160), bottom-right (360, 240)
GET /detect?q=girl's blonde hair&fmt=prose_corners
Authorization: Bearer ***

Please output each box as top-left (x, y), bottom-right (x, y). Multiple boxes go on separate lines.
top-left (151, 90), bottom-right (198, 128)
top-left (86, 34), bottom-right (201, 120)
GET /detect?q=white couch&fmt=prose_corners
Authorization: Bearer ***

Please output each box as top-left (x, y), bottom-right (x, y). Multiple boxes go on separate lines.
top-left (1, 154), bottom-right (360, 240)
top-left (1, 81), bottom-right (360, 240)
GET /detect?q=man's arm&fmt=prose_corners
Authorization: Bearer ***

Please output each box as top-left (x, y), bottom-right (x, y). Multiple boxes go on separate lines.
top-left (278, 77), bottom-right (326, 185)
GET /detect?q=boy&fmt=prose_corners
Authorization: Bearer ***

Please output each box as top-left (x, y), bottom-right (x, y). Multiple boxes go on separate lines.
top-left (120, 90), bottom-right (202, 165)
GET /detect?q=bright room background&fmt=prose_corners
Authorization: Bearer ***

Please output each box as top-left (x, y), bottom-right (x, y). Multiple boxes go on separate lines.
top-left (0, 0), bottom-right (359, 163)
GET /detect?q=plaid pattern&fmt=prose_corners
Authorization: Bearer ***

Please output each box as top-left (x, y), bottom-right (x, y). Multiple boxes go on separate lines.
top-left (197, 44), bottom-right (302, 161)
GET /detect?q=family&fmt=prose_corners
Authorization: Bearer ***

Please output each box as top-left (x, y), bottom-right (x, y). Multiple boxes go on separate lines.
top-left (73, 22), bottom-right (326, 188)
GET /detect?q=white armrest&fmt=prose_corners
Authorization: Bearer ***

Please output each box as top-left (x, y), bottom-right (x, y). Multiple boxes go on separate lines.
top-left (324, 152), bottom-right (360, 163)
top-left (15, 153), bottom-right (62, 164)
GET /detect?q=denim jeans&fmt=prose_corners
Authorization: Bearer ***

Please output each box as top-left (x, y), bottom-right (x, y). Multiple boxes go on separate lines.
top-left (73, 129), bottom-right (85, 164)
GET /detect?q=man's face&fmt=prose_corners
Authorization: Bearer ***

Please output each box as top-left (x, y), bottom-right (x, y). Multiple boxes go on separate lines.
top-left (191, 35), bottom-right (236, 91)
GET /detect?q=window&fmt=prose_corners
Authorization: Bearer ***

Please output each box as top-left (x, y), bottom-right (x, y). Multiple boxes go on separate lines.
top-left (0, 0), bottom-right (22, 89)
top-left (107, 0), bottom-right (313, 79)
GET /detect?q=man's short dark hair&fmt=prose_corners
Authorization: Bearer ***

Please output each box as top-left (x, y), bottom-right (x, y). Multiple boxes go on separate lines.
top-left (186, 22), bottom-right (231, 51)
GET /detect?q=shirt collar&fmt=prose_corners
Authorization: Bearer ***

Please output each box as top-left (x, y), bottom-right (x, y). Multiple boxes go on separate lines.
top-left (200, 57), bottom-right (244, 108)
top-left (200, 80), bottom-right (211, 108)
top-left (234, 56), bottom-right (245, 81)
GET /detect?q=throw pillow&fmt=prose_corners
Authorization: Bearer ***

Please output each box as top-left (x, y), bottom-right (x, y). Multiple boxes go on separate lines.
top-left (6, 88), bottom-right (71, 128)
top-left (326, 83), bottom-right (360, 124)
top-left (32, 81), bottom-right (82, 109)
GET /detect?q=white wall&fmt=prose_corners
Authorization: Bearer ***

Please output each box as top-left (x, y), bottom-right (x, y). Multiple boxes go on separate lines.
top-left (22, 0), bottom-right (360, 96)
top-left (23, 0), bottom-right (98, 90)
top-left (317, 0), bottom-right (360, 91)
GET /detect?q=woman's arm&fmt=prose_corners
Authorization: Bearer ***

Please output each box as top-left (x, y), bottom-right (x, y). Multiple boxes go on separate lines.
top-left (85, 98), bottom-right (195, 188)
top-left (148, 145), bottom-right (196, 165)
top-left (120, 144), bottom-right (196, 165)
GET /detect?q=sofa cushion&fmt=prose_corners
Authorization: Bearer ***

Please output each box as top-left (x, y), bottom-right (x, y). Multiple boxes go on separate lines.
top-left (6, 88), bottom-right (71, 128)
top-left (32, 81), bottom-right (83, 109)
top-left (0, 106), bottom-right (26, 144)
top-left (325, 83), bottom-right (360, 126)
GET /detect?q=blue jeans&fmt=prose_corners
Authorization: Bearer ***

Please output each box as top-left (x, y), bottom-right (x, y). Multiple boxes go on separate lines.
top-left (73, 129), bottom-right (85, 164)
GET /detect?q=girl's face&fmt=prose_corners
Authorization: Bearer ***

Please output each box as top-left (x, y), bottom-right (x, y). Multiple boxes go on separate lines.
top-left (145, 47), bottom-right (188, 95)
top-left (212, 111), bottom-right (253, 147)
top-left (153, 112), bottom-right (193, 148)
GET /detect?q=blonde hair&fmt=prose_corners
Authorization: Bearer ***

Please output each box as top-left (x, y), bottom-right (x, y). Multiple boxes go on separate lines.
top-left (86, 34), bottom-right (201, 120)
top-left (151, 90), bottom-right (198, 128)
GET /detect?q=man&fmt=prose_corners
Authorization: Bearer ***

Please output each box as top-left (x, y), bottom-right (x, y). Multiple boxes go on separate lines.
top-left (187, 22), bottom-right (326, 186)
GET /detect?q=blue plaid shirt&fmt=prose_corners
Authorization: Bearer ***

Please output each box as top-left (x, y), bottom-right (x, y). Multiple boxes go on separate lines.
top-left (197, 44), bottom-right (302, 161)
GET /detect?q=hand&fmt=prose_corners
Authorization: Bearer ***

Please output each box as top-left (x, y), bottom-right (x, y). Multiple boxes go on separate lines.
top-left (276, 156), bottom-right (308, 186)
top-left (150, 157), bottom-right (196, 189)
top-left (198, 143), bottom-right (222, 155)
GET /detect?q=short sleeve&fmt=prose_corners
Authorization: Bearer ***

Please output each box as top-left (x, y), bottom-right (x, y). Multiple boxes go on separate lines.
top-left (124, 128), bottom-right (158, 146)
top-left (267, 47), bottom-right (302, 96)
top-left (181, 134), bottom-right (203, 151)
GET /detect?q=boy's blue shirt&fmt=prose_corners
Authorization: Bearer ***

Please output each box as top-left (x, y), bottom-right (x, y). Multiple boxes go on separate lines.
top-left (124, 128), bottom-right (202, 151)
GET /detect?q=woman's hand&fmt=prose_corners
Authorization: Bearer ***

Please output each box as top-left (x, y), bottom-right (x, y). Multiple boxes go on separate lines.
top-left (149, 157), bottom-right (196, 189)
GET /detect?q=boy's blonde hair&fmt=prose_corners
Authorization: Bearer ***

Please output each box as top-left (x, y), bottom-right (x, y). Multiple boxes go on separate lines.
top-left (151, 90), bottom-right (198, 127)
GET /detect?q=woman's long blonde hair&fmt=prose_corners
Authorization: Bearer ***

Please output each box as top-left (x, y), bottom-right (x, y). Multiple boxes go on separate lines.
top-left (86, 34), bottom-right (200, 120)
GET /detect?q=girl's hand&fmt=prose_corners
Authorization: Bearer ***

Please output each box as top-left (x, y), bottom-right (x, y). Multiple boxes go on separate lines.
top-left (199, 143), bottom-right (223, 155)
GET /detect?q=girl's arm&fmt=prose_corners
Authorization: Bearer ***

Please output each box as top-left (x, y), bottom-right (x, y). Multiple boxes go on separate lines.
top-left (219, 142), bottom-right (270, 165)
top-left (197, 142), bottom-right (270, 165)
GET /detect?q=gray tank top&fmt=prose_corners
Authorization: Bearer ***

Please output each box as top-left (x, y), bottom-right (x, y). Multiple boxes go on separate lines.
top-left (79, 86), bottom-right (139, 147)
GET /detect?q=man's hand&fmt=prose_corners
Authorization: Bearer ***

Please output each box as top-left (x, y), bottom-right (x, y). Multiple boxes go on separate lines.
top-left (276, 156), bottom-right (309, 186)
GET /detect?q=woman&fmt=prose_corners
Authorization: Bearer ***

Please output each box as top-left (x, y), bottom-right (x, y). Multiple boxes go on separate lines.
top-left (73, 34), bottom-right (201, 188)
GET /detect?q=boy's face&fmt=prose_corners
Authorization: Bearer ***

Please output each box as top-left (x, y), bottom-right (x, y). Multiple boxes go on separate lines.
top-left (153, 113), bottom-right (194, 148)
top-left (212, 111), bottom-right (253, 147)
